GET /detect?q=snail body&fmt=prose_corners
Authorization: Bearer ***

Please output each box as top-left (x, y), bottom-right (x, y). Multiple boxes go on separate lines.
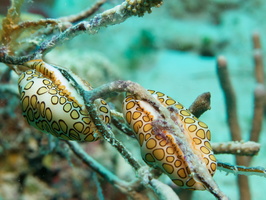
top-left (18, 59), bottom-right (110, 141)
top-left (123, 90), bottom-right (217, 190)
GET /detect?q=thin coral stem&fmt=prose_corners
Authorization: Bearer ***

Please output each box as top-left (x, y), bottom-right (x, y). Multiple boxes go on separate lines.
top-left (217, 162), bottom-right (266, 178)
top-left (12, 0), bottom-right (107, 33)
top-left (92, 173), bottom-right (105, 200)
top-left (149, 179), bottom-right (181, 200)
top-left (249, 84), bottom-right (265, 142)
top-left (216, 56), bottom-right (251, 200)
top-left (86, 102), bottom-right (142, 171)
top-left (189, 92), bottom-right (211, 118)
top-left (216, 56), bottom-right (242, 141)
top-left (111, 115), bottom-right (135, 138)
top-left (110, 109), bottom-right (135, 137)
top-left (247, 32), bottom-right (266, 165)
top-left (0, 0), bottom-right (162, 65)
top-left (65, 140), bottom-right (129, 188)
top-left (11, 19), bottom-right (61, 31)
top-left (66, 141), bottom-right (149, 199)
top-left (0, 50), bottom-right (37, 65)
top-left (66, 139), bottom-right (180, 199)
top-left (253, 50), bottom-right (264, 84)
top-left (1, 0), bottom-right (107, 56)
top-left (253, 31), bottom-right (262, 50)
top-left (212, 141), bottom-right (260, 156)
top-left (59, 0), bottom-right (107, 23)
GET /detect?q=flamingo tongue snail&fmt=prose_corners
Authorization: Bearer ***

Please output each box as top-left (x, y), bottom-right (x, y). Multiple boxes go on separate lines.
top-left (17, 59), bottom-right (216, 190)
top-left (18, 59), bottom-right (111, 141)
top-left (122, 90), bottom-right (217, 190)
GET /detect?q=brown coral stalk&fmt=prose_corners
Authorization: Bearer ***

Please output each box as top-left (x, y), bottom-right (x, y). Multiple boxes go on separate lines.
top-left (247, 32), bottom-right (266, 165)
top-left (253, 49), bottom-right (264, 84)
top-left (252, 32), bottom-right (263, 85)
top-left (216, 56), bottom-right (251, 200)
top-left (216, 56), bottom-right (242, 141)
top-left (249, 84), bottom-right (265, 143)
top-left (189, 92), bottom-right (211, 118)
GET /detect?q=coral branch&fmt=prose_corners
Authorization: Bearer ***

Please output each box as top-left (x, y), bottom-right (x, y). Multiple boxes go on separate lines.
top-left (111, 114), bottom-right (135, 138)
top-left (66, 141), bottom-right (180, 199)
top-left (0, 0), bottom-right (24, 45)
top-left (92, 173), bottom-right (105, 200)
top-left (216, 56), bottom-right (250, 200)
top-left (249, 84), bottom-right (265, 142)
top-left (249, 32), bottom-right (265, 144)
top-left (246, 32), bottom-right (266, 165)
top-left (212, 141), bottom-right (260, 156)
top-left (81, 80), bottom-right (159, 110)
top-left (65, 140), bottom-right (129, 189)
top-left (11, 0), bottom-right (107, 35)
top-left (216, 56), bottom-right (242, 141)
top-left (217, 162), bottom-right (266, 178)
top-left (253, 32), bottom-right (264, 84)
top-left (37, 0), bottom-right (162, 55)
top-left (11, 19), bottom-right (61, 31)
top-left (59, 0), bottom-right (107, 23)
top-left (0, 49), bottom-right (38, 65)
top-left (252, 31), bottom-right (262, 49)
top-left (189, 92), bottom-right (211, 118)
top-left (65, 141), bottom-right (149, 199)
top-left (0, 0), bottom-right (163, 65)
top-left (87, 103), bottom-right (142, 171)
top-left (149, 179), bottom-right (180, 200)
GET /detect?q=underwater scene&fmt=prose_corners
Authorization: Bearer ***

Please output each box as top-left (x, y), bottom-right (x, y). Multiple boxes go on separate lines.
top-left (0, 0), bottom-right (266, 199)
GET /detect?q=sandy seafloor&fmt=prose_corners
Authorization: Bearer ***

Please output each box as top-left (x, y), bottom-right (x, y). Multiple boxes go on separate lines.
top-left (2, 0), bottom-right (266, 199)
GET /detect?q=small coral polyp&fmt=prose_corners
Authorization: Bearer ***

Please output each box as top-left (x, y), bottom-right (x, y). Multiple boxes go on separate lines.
top-left (123, 90), bottom-right (217, 190)
top-left (125, 0), bottom-right (163, 16)
top-left (18, 60), bottom-right (110, 141)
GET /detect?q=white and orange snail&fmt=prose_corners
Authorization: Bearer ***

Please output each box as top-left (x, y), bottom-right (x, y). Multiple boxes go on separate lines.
top-left (17, 59), bottom-right (216, 190)
top-left (18, 59), bottom-right (110, 141)
top-left (122, 90), bottom-right (217, 190)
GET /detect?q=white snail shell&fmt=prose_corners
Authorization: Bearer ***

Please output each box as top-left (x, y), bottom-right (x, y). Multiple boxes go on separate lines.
top-left (123, 90), bottom-right (217, 190)
top-left (18, 59), bottom-right (110, 141)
